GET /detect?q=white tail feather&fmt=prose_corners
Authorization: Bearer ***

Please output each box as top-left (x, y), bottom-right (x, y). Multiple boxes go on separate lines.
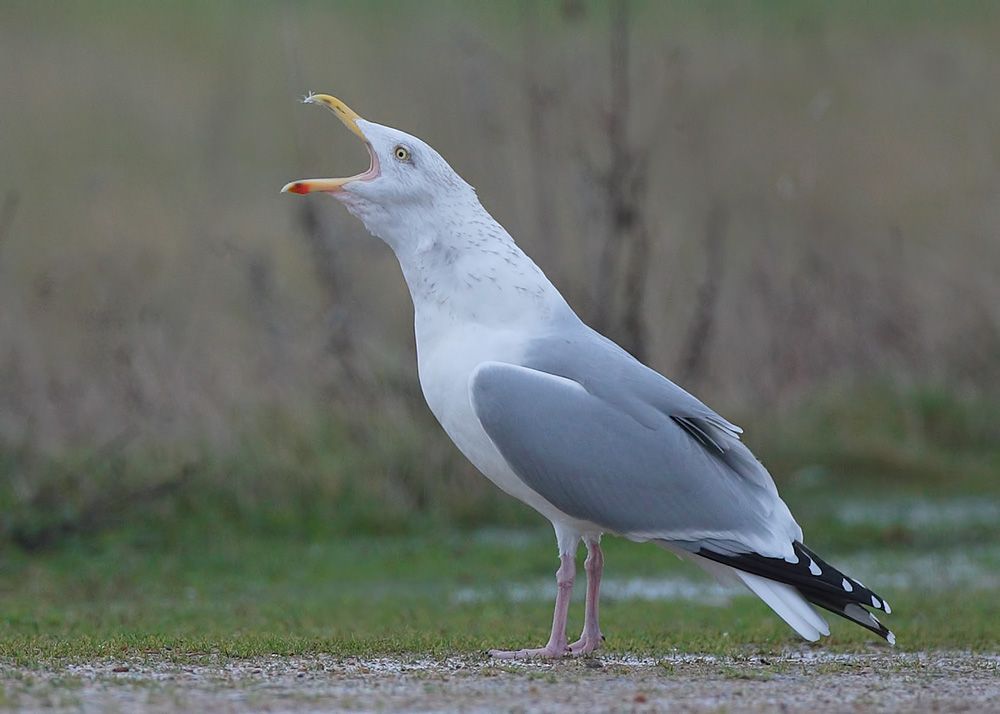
top-left (769, 577), bottom-right (830, 636)
top-left (683, 549), bottom-right (830, 641)
top-left (733, 570), bottom-right (830, 641)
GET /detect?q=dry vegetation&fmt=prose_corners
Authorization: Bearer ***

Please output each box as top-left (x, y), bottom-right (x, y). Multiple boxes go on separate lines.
top-left (0, 1), bottom-right (998, 537)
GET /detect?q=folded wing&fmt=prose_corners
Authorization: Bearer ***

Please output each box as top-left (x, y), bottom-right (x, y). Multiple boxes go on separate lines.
top-left (469, 359), bottom-right (801, 558)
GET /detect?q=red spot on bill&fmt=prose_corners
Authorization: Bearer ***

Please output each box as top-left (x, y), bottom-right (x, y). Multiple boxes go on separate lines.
top-left (289, 182), bottom-right (309, 194)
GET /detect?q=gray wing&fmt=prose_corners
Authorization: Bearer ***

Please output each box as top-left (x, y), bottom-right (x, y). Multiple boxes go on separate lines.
top-left (469, 330), bottom-right (802, 557)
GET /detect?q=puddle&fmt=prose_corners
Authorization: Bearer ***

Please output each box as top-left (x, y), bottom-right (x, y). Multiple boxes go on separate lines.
top-left (452, 542), bottom-right (1000, 604)
top-left (835, 497), bottom-right (1000, 529)
top-left (452, 576), bottom-right (736, 605)
top-left (834, 545), bottom-right (1000, 592)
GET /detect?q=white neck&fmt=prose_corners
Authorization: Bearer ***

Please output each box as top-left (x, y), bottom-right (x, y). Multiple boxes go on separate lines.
top-left (371, 198), bottom-right (576, 336)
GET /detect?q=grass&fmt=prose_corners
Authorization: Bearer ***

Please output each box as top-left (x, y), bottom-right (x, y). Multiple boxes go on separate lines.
top-left (1, 384), bottom-right (999, 665)
top-left (1, 521), bottom-right (998, 665)
top-left (755, 383), bottom-right (1000, 494)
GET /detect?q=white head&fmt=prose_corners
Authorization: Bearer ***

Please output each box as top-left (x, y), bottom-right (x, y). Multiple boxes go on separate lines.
top-left (282, 94), bottom-right (478, 252)
top-left (283, 94), bottom-right (572, 328)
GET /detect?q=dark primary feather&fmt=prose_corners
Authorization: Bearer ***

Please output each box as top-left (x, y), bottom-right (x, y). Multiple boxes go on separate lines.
top-left (671, 416), bottom-right (728, 456)
top-left (696, 541), bottom-right (895, 643)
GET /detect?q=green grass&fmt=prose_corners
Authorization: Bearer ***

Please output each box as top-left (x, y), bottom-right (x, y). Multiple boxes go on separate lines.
top-left (1, 523), bottom-right (998, 665)
top-left (1, 384), bottom-right (998, 665)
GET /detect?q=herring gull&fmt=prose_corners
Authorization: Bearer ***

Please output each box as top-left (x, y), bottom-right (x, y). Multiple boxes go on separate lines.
top-left (282, 94), bottom-right (894, 658)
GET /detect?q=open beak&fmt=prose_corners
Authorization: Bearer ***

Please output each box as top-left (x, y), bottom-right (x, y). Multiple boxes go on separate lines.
top-left (281, 94), bottom-right (379, 195)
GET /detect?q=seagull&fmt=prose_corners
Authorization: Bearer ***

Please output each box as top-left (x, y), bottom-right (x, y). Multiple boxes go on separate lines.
top-left (282, 94), bottom-right (895, 658)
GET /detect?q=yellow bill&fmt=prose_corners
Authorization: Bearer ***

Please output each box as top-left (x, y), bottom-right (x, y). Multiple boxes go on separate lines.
top-left (281, 94), bottom-right (376, 195)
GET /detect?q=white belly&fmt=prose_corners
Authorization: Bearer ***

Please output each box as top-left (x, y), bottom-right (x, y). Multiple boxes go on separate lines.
top-left (414, 321), bottom-right (597, 533)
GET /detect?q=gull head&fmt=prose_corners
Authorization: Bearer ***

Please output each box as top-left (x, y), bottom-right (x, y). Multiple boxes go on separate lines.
top-left (282, 94), bottom-right (475, 247)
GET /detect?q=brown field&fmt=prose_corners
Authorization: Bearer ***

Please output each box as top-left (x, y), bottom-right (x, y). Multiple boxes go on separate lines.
top-left (0, 0), bottom-right (995, 569)
top-left (2, 2), bottom-right (998, 456)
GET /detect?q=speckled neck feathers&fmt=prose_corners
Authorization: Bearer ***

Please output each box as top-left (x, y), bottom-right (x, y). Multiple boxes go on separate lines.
top-left (384, 200), bottom-right (575, 331)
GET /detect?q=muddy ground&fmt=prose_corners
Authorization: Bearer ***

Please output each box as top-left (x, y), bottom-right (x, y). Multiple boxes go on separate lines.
top-left (2, 651), bottom-right (998, 713)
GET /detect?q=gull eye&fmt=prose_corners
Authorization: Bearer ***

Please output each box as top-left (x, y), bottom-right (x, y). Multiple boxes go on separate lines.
top-left (394, 145), bottom-right (411, 162)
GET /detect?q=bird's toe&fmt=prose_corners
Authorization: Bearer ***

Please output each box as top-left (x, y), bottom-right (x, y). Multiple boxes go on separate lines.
top-left (568, 634), bottom-right (603, 656)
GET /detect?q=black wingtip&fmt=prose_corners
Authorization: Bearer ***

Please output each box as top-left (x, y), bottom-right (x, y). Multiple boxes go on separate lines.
top-left (805, 592), bottom-right (896, 644)
top-left (696, 541), bottom-right (895, 643)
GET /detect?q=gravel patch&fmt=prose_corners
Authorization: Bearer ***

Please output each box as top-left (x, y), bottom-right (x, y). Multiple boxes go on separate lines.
top-left (2, 651), bottom-right (998, 713)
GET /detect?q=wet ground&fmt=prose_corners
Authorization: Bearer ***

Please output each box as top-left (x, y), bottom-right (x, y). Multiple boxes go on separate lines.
top-left (3, 651), bottom-right (998, 713)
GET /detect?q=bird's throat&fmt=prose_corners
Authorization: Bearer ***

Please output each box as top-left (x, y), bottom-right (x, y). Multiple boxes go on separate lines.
top-left (396, 225), bottom-right (570, 334)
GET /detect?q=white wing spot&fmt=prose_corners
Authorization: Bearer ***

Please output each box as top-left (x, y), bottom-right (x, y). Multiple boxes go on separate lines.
top-left (887, 631), bottom-right (897, 646)
top-left (871, 595), bottom-right (882, 609)
top-left (883, 600), bottom-right (892, 614)
top-left (808, 559), bottom-right (822, 576)
top-left (841, 578), bottom-right (854, 592)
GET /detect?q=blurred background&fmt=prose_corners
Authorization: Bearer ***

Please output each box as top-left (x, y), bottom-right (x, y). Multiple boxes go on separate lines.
top-left (1, 0), bottom-right (998, 550)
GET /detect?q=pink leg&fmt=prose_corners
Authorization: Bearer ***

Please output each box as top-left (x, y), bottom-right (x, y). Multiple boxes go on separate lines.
top-left (569, 539), bottom-right (604, 655)
top-left (489, 553), bottom-right (575, 660)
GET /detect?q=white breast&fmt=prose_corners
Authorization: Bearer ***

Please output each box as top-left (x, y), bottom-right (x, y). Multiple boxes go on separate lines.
top-left (414, 316), bottom-right (596, 531)
top-left (391, 212), bottom-right (599, 533)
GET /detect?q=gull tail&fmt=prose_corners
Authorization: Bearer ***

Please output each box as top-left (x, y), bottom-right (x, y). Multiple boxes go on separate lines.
top-left (732, 570), bottom-right (830, 641)
top-left (695, 541), bottom-right (896, 645)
